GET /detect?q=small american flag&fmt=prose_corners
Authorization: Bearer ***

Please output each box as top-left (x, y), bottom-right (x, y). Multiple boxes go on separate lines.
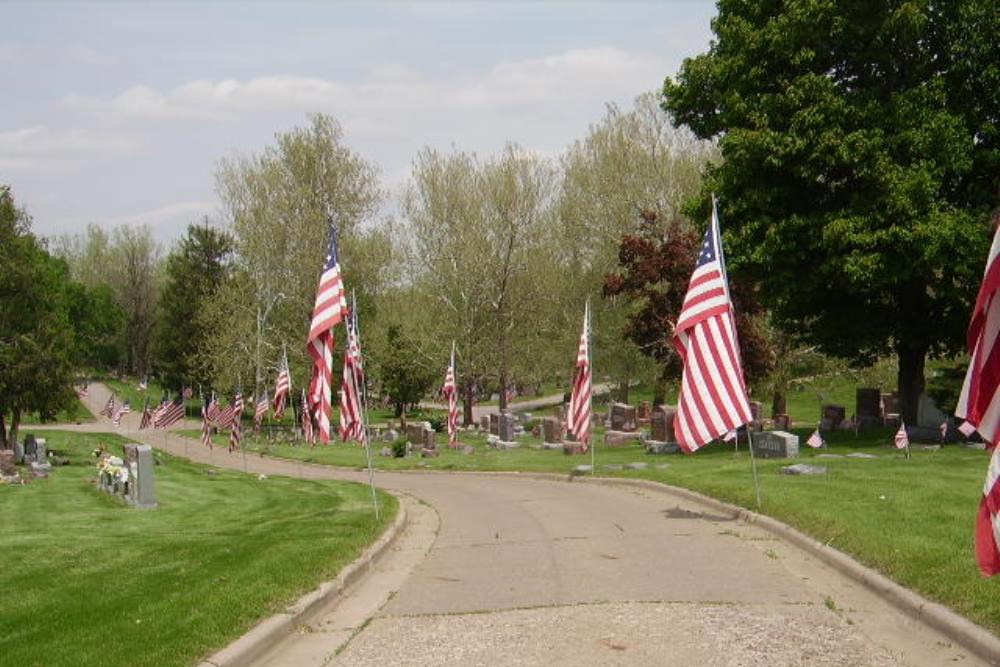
top-left (154, 397), bottom-right (185, 429)
top-left (99, 394), bottom-right (115, 418)
top-left (806, 429), bottom-right (824, 449)
top-left (339, 310), bottom-right (365, 443)
top-left (940, 421), bottom-right (948, 441)
top-left (566, 302), bottom-right (592, 449)
top-left (76, 385), bottom-right (88, 400)
top-left (112, 401), bottom-right (131, 426)
top-left (959, 420), bottom-right (977, 437)
top-left (254, 391), bottom-right (269, 433)
top-left (443, 343), bottom-right (458, 448)
top-left (672, 199), bottom-right (752, 453)
top-left (273, 351), bottom-right (291, 420)
top-left (301, 389), bottom-right (314, 446)
top-left (308, 225), bottom-right (348, 444)
top-left (201, 398), bottom-right (214, 448)
top-left (894, 422), bottom-right (910, 450)
top-left (139, 398), bottom-right (152, 430)
top-left (205, 393), bottom-right (221, 425)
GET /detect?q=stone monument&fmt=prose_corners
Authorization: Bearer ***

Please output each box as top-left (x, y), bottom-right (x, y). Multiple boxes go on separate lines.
top-left (751, 430), bottom-right (800, 459)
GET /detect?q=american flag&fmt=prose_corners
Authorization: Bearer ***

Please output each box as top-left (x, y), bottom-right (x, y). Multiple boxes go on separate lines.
top-left (307, 225), bottom-right (347, 444)
top-left (894, 422), bottom-right (909, 450)
top-left (443, 343), bottom-right (458, 448)
top-left (301, 389), bottom-right (315, 445)
top-left (205, 392), bottom-right (221, 425)
top-left (956, 222), bottom-right (1000, 575)
top-left (201, 399), bottom-right (213, 448)
top-left (960, 420), bottom-right (977, 437)
top-left (940, 421), bottom-right (948, 441)
top-left (151, 393), bottom-right (169, 423)
top-left (154, 397), bottom-right (185, 429)
top-left (672, 199), bottom-right (752, 453)
top-left (229, 411), bottom-right (242, 452)
top-left (254, 391), bottom-right (269, 433)
top-left (229, 392), bottom-right (245, 431)
top-left (76, 384), bottom-right (88, 399)
top-left (273, 351), bottom-right (291, 420)
top-left (112, 401), bottom-right (131, 426)
top-left (215, 396), bottom-right (237, 430)
top-left (806, 429), bottom-right (824, 448)
top-left (566, 302), bottom-right (592, 449)
top-left (339, 310), bottom-right (365, 443)
top-left (99, 394), bottom-right (115, 418)
top-left (139, 398), bottom-right (152, 430)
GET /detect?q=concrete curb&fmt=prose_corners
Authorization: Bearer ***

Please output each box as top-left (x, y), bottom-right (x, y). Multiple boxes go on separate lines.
top-left (571, 474), bottom-right (1000, 666)
top-left (196, 495), bottom-right (408, 667)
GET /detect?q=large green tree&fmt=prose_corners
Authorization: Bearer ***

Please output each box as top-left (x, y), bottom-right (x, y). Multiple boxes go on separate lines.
top-left (153, 221), bottom-right (234, 390)
top-left (663, 0), bottom-right (999, 422)
top-left (0, 187), bottom-right (76, 447)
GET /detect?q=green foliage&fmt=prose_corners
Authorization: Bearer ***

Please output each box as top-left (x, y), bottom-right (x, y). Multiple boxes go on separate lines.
top-left (153, 221), bottom-right (233, 390)
top-left (0, 430), bottom-right (396, 667)
top-left (0, 186), bottom-right (77, 446)
top-left (391, 436), bottom-right (409, 458)
top-left (63, 280), bottom-right (124, 370)
top-left (662, 0), bottom-right (1000, 420)
top-left (379, 324), bottom-right (436, 417)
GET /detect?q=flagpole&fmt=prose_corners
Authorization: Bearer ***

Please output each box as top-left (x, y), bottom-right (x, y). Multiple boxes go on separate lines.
top-left (745, 427), bottom-right (762, 510)
top-left (586, 299), bottom-right (595, 476)
top-left (352, 292), bottom-right (381, 521)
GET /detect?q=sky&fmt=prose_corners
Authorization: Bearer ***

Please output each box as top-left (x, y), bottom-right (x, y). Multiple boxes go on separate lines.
top-left (1, 1), bottom-right (716, 242)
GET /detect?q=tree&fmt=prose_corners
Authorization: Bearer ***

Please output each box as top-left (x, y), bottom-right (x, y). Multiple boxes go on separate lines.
top-left (663, 1), bottom-right (1000, 423)
top-left (153, 221), bottom-right (233, 390)
top-left (107, 226), bottom-right (161, 377)
top-left (63, 279), bottom-right (124, 371)
top-left (603, 211), bottom-right (772, 404)
top-left (379, 324), bottom-right (437, 417)
top-left (403, 144), bottom-right (558, 417)
top-left (205, 114), bottom-right (386, 394)
top-left (0, 186), bottom-right (76, 448)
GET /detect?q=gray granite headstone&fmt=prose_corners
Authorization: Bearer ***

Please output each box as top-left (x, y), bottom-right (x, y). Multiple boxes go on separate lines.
top-left (498, 412), bottom-right (516, 442)
top-left (12, 439), bottom-right (24, 464)
top-left (23, 434), bottom-right (38, 464)
top-left (406, 423), bottom-right (425, 445)
top-left (542, 417), bottom-right (561, 444)
top-left (610, 403), bottom-right (637, 431)
top-left (651, 406), bottom-right (675, 442)
top-left (751, 430), bottom-right (799, 459)
top-left (781, 464), bottom-right (827, 475)
top-left (489, 413), bottom-right (499, 436)
top-left (122, 444), bottom-right (156, 508)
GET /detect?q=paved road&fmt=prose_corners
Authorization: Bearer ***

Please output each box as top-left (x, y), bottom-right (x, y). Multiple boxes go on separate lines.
top-left (40, 384), bottom-right (987, 666)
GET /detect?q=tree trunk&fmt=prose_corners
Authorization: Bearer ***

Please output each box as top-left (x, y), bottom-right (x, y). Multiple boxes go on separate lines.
top-left (619, 378), bottom-right (630, 405)
top-left (462, 378), bottom-right (475, 426)
top-left (771, 392), bottom-right (786, 417)
top-left (9, 408), bottom-right (20, 452)
top-left (896, 342), bottom-right (927, 425)
top-left (0, 411), bottom-right (7, 449)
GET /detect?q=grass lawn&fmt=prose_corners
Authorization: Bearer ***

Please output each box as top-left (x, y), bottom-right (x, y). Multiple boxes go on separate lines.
top-left (180, 424), bottom-right (1000, 634)
top-left (0, 430), bottom-right (397, 667)
top-left (13, 399), bottom-right (94, 425)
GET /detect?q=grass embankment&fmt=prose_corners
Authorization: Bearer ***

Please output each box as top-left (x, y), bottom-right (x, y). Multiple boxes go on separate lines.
top-left (0, 430), bottom-right (397, 667)
top-left (181, 423), bottom-right (999, 634)
top-left (13, 399), bottom-right (94, 425)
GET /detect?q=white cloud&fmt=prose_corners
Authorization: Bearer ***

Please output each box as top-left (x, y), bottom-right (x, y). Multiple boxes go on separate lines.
top-left (0, 125), bottom-right (141, 170)
top-left (57, 46), bottom-right (668, 123)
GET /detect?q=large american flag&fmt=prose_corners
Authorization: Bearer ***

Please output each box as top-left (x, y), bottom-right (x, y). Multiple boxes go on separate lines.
top-left (672, 199), bottom-right (752, 453)
top-left (154, 397), bottom-right (185, 429)
top-left (956, 223), bottom-right (1000, 575)
top-left (443, 343), bottom-right (458, 448)
top-left (339, 310), bottom-right (365, 443)
top-left (205, 392), bottom-right (221, 425)
top-left (308, 225), bottom-right (347, 444)
top-left (273, 351), bottom-right (291, 420)
top-left (566, 302), bottom-right (592, 449)
top-left (229, 408), bottom-right (242, 452)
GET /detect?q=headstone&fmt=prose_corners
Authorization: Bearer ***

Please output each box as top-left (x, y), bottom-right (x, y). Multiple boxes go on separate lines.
top-left (12, 439), bottom-right (24, 464)
top-left (489, 413), bottom-right (499, 436)
top-left (856, 388), bottom-right (882, 419)
top-left (380, 446), bottom-right (392, 457)
top-left (781, 464), bottom-right (827, 476)
top-left (34, 438), bottom-right (47, 463)
top-left (479, 415), bottom-right (489, 431)
top-left (23, 434), bottom-right (38, 464)
top-left (821, 405), bottom-right (846, 428)
top-left (881, 392), bottom-right (900, 416)
top-left (542, 417), bottom-right (562, 444)
top-left (519, 412), bottom-right (533, 424)
top-left (646, 441), bottom-right (680, 455)
top-left (461, 445), bottom-right (474, 455)
top-left (498, 412), bottom-right (516, 442)
top-left (0, 450), bottom-right (15, 476)
top-left (815, 453), bottom-right (844, 459)
top-left (917, 393), bottom-right (948, 429)
top-left (381, 429), bottom-right (399, 442)
top-left (604, 430), bottom-right (643, 447)
top-left (637, 401), bottom-right (651, 420)
top-left (610, 403), bottom-right (637, 431)
top-left (625, 462), bottom-right (648, 471)
top-left (651, 406), bottom-right (675, 442)
top-left (123, 444), bottom-right (156, 508)
top-left (573, 464), bottom-right (593, 474)
top-left (422, 429), bottom-right (438, 455)
top-left (846, 452), bottom-right (878, 459)
top-left (751, 430), bottom-right (799, 459)
top-left (406, 423), bottom-right (425, 445)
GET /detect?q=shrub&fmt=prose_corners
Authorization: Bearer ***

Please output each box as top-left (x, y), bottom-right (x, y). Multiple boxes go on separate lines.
top-left (391, 437), bottom-right (409, 458)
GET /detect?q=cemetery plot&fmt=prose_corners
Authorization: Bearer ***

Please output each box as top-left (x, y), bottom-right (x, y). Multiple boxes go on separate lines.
top-left (0, 430), bottom-right (397, 667)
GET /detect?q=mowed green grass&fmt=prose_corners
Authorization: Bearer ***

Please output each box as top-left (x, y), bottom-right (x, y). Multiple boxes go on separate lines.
top-left (0, 430), bottom-right (397, 667)
top-left (181, 424), bottom-right (1000, 634)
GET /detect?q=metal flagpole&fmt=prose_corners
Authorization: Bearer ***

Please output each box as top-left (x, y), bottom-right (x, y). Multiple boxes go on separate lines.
top-left (745, 428), bottom-right (762, 510)
top-left (352, 291), bottom-right (381, 521)
top-left (587, 299), bottom-right (595, 476)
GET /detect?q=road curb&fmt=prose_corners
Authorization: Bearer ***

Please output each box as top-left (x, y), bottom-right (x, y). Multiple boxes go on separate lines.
top-left (570, 474), bottom-right (1000, 666)
top-left (196, 495), bottom-right (408, 667)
